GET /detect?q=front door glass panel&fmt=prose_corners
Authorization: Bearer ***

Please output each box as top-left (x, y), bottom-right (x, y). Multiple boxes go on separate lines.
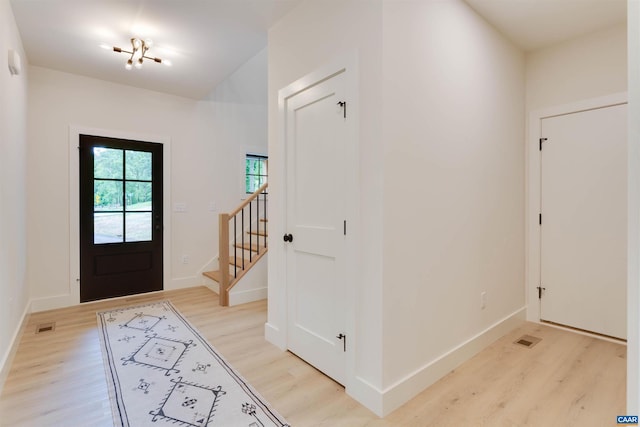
top-left (93, 148), bottom-right (153, 244)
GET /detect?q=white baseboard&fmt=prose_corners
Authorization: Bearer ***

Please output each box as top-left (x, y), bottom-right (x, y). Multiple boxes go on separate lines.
top-left (346, 376), bottom-right (385, 417)
top-left (229, 287), bottom-right (267, 306)
top-left (31, 293), bottom-right (75, 312)
top-left (227, 254), bottom-right (268, 306)
top-left (200, 260), bottom-right (268, 306)
top-left (378, 307), bottom-right (526, 417)
top-left (264, 308), bottom-right (525, 418)
top-left (202, 278), bottom-right (220, 295)
top-left (265, 322), bottom-right (286, 350)
top-left (0, 300), bottom-right (32, 394)
top-left (168, 276), bottom-right (201, 290)
top-left (30, 276), bottom-right (201, 313)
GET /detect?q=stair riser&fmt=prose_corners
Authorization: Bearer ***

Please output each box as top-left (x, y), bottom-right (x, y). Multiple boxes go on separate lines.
top-left (230, 247), bottom-right (266, 260)
top-left (224, 264), bottom-right (245, 276)
top-left (231, 233), bottom-right (267, 247)
top-left (230, 222), bottom-right (267, 237)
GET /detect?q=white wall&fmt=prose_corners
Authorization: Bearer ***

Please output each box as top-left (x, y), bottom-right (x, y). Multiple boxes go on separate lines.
top-left (267, 0), bottom-right (385, 412)
top-left (525, 25), bottom-right (628, 322)
top-left (268, 0), bottom-right (525, 416)
top-left (525, 16), bottom-right (631, 409)
top-left (381, 0), bottom-right (525, 412)
top-left (28, 44), bottom-right (267, 310)
top-left (0, 33), bottom-right (268, 380)
top-left (208, 47), bottom-right (268, 193)
top-left (26, 53), bottom-right (267, 310)
top-left (0, 0), bottom-right (29, 387)
top-left (206, 47), bottom-right (269, 302)
top-left (627, 0), bottom-right (640, 413)
top-left (526, 24), bottom-right (627, 112)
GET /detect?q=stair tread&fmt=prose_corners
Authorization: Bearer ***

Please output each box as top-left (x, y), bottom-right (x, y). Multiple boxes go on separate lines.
top-left (203, 270), bottom-right (222, 283)
top-left (203, 266), bottom-right (244, 282)
top-left (247, 229), bottom-right (268, 236)
top-left (229, 256), bottom-right (252, 267)
top-left (234, 242), bottom-right (266, 252)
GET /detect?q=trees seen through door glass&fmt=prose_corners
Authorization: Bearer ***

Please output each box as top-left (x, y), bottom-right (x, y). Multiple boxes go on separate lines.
top-left (93, 148), bottom-right (153, 244)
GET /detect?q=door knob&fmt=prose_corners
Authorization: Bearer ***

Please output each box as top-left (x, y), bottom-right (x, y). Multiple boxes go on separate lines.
top-left (283, 233), bottom-right (293, 242)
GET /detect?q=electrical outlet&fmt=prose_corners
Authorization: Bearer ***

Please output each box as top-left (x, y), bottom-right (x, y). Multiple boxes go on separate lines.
top-left (481, 291), bottom-right (487, 310)
top-left (181, 255), bottom-right (190, 264)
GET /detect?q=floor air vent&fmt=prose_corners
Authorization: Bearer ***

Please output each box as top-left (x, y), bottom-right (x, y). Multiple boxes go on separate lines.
top-left (36, 322), bottom-right (56, 334)
top-left (514, 335), bottom-right (541, 348)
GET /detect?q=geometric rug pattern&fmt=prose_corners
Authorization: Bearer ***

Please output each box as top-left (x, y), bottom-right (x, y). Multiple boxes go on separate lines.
top-left (97, 300), bottom-right (290, 427)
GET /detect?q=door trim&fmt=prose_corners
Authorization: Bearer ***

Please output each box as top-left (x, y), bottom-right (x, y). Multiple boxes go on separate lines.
top-left (63, 126), bottom-right (171, 309)
top-left (526, 92), bottom-right (627, 325)
top-left (267, 53), bottom-right (359, 391)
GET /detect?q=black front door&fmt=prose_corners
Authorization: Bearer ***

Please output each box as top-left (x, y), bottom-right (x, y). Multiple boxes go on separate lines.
top-left (79, 134), bottom-right (163, 302)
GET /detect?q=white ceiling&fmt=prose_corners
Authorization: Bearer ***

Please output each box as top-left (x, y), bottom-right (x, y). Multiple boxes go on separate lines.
top-left (9, 0), bottom-right (628, 100)
top-left (9, 0), bottom-right (303, 99)
top-left (464, 0), bottom-right (627, 52)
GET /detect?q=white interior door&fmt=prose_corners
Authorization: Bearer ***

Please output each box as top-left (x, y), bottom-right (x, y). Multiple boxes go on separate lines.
top-left (540, 103), bottom-right (627, 339)
top-left (285, 71), bottom-right (347, 384)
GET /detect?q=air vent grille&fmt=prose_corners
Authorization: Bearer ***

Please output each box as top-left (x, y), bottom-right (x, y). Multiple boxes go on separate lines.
top-left (35, 322), bottom-right (56, 334)
top-left (514, 335), bottom-right (541, 348)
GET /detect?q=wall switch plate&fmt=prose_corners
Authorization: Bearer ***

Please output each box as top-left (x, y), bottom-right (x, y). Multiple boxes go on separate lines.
top-left (174, 202), bottom-right (187, 212)
top-left (181, 255), bottom-right (190, 264)
top-left (208, 201), bottom-right (217, 212)
top-left (481, 291), bottom-right (487, 309)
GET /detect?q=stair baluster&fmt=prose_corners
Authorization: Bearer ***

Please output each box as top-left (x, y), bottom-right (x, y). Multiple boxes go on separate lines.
top-left (206, 182), bottom-right (268, 306)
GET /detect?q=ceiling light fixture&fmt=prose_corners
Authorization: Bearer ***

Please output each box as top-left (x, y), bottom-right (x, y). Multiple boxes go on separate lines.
top-left (111, 38), bottom-right (170, 70)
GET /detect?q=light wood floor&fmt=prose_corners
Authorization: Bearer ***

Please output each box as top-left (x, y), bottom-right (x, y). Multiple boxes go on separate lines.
top-left (0, 286), bottom-right (625, 426)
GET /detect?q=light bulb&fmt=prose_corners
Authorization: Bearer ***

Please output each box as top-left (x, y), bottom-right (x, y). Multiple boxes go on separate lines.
top-left (144, 39), bottom-right (153, 48)
top-left (135, 58), bottom-right (143, 69)
top-left (132, 38), bottom-right (141, 49)
top-left (125, 59), bottom-right (133, 70)
top-left (162, 59), bottom-right (172, 67)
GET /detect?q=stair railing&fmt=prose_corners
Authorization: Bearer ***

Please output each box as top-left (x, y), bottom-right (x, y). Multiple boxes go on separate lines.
top-left (218, 182), bottom-right (268, 306)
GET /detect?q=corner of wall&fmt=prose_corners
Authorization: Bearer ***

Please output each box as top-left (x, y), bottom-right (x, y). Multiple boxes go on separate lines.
top-left (265, 322), bottom-right (286, 351)
top-left (1, 0), bottom-right (30, 392)
top-left (0, 299), bottom-right (31, 394)
top-left (379, 307), bottom-right (526, 417)
top-left (346, 376), bottom-right (385, 418)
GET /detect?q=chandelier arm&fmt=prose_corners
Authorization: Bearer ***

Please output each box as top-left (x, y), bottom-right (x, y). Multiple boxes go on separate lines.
top-left (111, 38), bottom-right (166, 68)
top-left (113, 47), bottom-right (134, 55)
top-left (142, 55), bottom-right (163, 63)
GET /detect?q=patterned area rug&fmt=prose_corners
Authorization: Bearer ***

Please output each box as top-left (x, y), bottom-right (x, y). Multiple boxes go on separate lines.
top-left (97, 300), bottom-right (289, 427)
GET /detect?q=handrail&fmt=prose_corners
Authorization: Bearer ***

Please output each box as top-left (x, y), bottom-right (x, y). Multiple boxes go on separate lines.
top-left (218, 182), bottom-right (268, 306)
top-left (229, 182), bottom-right (268, 217)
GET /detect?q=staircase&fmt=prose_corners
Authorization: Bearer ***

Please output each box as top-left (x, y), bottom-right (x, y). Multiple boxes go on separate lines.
top-left (203, 182), bottom-right (268, 306)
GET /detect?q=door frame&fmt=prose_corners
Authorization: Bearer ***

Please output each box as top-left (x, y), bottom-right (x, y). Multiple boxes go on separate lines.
top-left (526, 92), bottom-right (627, 330)
top-left (267, 53), bottom-right (359, 391)
top-left (69, 126), bottom-right (171, 307)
